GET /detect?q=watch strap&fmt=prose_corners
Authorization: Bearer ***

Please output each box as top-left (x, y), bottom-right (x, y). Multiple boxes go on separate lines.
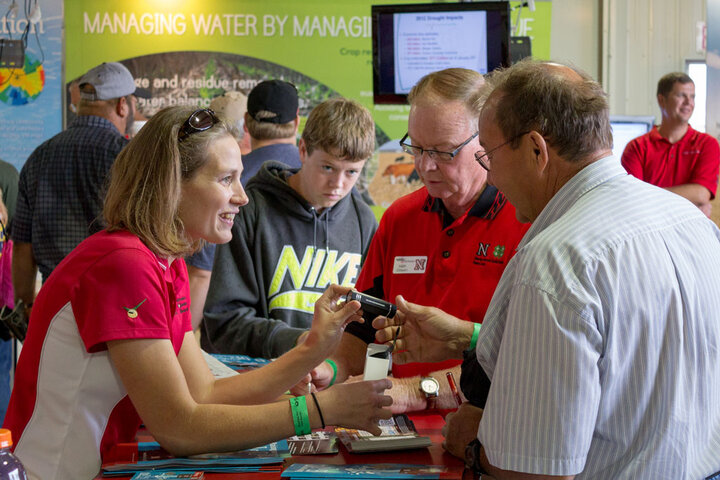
top-left (420, 376), bottom-right (439, 410)
top-left (464, 438), bottom-right (487, 476)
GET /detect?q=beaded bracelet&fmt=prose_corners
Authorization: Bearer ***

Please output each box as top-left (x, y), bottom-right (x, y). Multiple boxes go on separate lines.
top-left (289, 396), bottom-right (311, 436)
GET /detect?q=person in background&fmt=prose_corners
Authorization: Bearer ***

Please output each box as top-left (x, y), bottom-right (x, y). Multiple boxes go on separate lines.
top-left (212, 90), bottom-right (252, 156)
top-left (241, 79), bottom-right (302, 184)
top-left (621, 72), bottom-right (720, 217)
top-left (312, 68), bottom-right (529, 413)
top-left (2, 106), bottom-right (392, 480)
top-left (201, 97), bottom-right (378, 358)
top-left (0, 158), bottom-right (19, 423)
top-left (12, 62), bottom-right (150, 313)
top-left (381, 59), bottom-right (720, 479)
top-left (186, 90), bottom-right (253, 331)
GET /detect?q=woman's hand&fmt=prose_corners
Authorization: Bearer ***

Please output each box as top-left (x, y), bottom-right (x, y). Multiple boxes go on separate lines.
top-left (304, 284), bottom-right (363, 356)
top-left (318, 379), bottom-right (393, 435)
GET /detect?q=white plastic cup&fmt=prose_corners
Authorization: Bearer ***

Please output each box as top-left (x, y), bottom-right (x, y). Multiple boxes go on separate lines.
top-left (363, 343), bottom-right (392, 380)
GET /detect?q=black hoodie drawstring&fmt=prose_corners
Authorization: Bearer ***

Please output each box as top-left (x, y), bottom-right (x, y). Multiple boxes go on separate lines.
top-left (310, 207), bottom-right (331, 257)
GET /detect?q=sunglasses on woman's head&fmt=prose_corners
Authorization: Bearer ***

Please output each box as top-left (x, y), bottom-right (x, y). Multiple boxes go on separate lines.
top-left (178, 108), bottom-right (219, 142)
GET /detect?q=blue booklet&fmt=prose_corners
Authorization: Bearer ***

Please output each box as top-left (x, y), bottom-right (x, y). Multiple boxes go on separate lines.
top-left (102, 440), bottom-right (288, 476)
top-left (281, 463), bottom-right (453, 479)
top-left (211, 353), bottom-right (270, 369)
top-left (131, 472), bottom-right (204, 480)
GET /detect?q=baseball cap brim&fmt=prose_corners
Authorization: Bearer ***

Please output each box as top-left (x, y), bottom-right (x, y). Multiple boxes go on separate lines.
top-left (133, 87), bottom-right (151, 99)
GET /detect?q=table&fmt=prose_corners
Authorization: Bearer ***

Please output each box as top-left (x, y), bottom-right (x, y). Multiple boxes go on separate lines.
top-left (97, 412), bottom-right (469, 479)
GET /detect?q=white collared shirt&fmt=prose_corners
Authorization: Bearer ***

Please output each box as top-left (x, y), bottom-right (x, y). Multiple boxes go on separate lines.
top-left (477, 156), bottom-right (720, 478)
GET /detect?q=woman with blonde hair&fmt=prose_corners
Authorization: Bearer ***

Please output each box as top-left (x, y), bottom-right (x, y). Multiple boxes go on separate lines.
top-left (4, 106), bottom-right (392, 480)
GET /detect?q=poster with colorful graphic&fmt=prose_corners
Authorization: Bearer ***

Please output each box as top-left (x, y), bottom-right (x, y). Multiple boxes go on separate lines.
top-left (64, 0), bottom-right (550, 207)
top-left (0, 0), bottom-right (63, 170)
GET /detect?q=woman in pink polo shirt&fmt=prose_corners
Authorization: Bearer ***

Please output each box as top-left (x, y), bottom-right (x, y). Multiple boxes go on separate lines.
top-left (4, 106), bottom-right (392, 480)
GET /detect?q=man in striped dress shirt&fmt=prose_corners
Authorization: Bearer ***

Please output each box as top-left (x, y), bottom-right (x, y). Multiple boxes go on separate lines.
top-left (388, 59), bottom-right (720, 479)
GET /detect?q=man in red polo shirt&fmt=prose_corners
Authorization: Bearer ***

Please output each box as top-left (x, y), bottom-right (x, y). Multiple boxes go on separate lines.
top-left (310, 68), bottom-right (530, 413)
top-left (621, 72), bottom-right (720, 217)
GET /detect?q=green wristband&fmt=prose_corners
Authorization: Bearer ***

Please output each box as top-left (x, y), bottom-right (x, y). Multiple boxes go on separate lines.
top-left (324, 358), bottom-right (338, 386)
top-left (289, 396), bottom-right (311, 436)
top-left (469, 323), bottom-right (481, 351)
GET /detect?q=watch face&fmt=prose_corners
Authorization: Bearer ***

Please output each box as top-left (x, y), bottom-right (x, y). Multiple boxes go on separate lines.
top-left (420, 377), bottom-right (439, 395)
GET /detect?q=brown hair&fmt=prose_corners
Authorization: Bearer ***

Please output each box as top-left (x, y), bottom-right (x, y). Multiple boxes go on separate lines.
top-left (656, 72), bottom-right (693, 97)
top-left (301, 98), bottom-right (375, 161)
top-left (480, 59), bottom-right (612, 163)
top-left (245, 112), bottom-right (296, 140)
top-left (103, 106), bottom-right (232, 257)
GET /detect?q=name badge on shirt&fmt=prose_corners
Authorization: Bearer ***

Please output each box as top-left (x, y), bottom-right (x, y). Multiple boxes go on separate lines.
top-left (393, 256), bottom-right (428, 274)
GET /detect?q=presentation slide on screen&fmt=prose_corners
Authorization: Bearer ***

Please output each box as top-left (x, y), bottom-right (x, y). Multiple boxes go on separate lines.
top-left (393, 11), bottom-right (487, 94)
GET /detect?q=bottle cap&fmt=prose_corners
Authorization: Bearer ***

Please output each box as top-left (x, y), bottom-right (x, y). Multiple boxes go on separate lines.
top-left (0, 429), bottom-right (12, 448)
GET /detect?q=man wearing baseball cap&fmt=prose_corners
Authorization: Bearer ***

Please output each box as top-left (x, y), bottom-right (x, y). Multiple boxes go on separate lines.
top-left (241, 79), bottom-right (302, 183)
top-left (12, 62), bottom-right (148, 312)
top-left (185, 81), bottom-right (302, 333)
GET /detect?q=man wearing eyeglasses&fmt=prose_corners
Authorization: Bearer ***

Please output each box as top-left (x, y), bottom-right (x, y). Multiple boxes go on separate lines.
top-left (385, 60), bottom-right (720, 479)
top-left (12, 62), bottom-right (149, 315)
top-left (312, 68), bottom-right (529, 413)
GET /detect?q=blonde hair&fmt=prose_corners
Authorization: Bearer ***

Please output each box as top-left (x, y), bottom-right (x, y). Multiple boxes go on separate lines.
top-left (302, 98), bottom-right (375, 161)
top-left (103, 106), bottom-right (232, 257)
top-left (407, 68), bottom-right (485, 115)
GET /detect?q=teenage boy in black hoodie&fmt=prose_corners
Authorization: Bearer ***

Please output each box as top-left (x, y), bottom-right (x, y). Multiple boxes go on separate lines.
top-left (201, 98), bottom-right (378, 358)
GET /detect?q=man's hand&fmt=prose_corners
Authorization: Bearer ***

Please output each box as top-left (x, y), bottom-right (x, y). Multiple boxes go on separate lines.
top-left (372, 295), bottom-right (473, 364)
top-left (308, 360), bottom-right (334, 391)
top-left (442, 402), bottom-right (483, 459)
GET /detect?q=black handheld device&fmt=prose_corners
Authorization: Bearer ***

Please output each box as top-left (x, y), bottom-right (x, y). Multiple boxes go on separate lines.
top-left (347, 291), bottom-right (397, 320)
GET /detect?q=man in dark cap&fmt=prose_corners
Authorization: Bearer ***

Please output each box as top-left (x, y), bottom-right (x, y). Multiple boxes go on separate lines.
top-left (240, 79), bottom-right (302, 183)
top-left (185, 80), bottom-right (302, 331)
top-left (12, 62), bottom-right (150, 312)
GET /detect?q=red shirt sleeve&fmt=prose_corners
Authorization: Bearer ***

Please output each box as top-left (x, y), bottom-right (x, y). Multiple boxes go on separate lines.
top-left (621, 137), bottom-right (646, 180)
top-left (687, 134), bottom-right (720, 199)
top-left (71, 248), bottom-right (181, 353)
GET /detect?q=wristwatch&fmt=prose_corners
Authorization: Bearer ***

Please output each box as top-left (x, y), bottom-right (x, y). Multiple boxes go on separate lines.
top-left (465, 438), bottom-right (487, 477)
top-left (419, 376), bottom-right (440, 409)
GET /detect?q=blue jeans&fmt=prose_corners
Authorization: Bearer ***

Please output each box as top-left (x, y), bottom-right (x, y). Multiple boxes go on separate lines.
top-left (0, 339), bottom-right (12, 424)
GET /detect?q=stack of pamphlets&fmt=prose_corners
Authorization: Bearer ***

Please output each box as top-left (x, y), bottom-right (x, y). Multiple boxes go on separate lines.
top-left (335, 414), bottom-right (431, 453)
top-left (101, 440), bottom-right (287, 476)
top-left (287, 431), bottom-right (339, 455)
top-left (281, 463), bottom-right (461, 479)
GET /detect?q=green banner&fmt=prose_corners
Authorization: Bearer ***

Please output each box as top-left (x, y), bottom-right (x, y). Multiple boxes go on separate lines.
top-left (65, 0), bottom-right (551, 207)
top-left (65, 0), bottom-right (550, 139)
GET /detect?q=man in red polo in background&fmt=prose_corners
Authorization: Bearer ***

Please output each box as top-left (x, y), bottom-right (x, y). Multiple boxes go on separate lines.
top-left (621, 72), bottom-right (720, 217)
top-left (310, 68), bottom-right (530, 413)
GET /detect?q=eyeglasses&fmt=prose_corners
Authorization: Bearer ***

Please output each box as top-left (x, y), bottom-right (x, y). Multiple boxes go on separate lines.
top-left (474, 132), bottom-right (529, 171)
top-left (399, 132), bottom-right (478, 164)
top-left (178, 108), bottom-right (219, 142)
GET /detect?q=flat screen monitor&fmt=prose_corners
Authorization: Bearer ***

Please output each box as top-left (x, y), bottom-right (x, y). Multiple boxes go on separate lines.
top-left (610, 115), bottom-right (655, 158)
top-left (372, 2), bottom-right (510, 104)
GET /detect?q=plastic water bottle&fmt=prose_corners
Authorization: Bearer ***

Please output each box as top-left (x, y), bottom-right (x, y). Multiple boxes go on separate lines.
top-left (0, 429), bottom-right (27, 480)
